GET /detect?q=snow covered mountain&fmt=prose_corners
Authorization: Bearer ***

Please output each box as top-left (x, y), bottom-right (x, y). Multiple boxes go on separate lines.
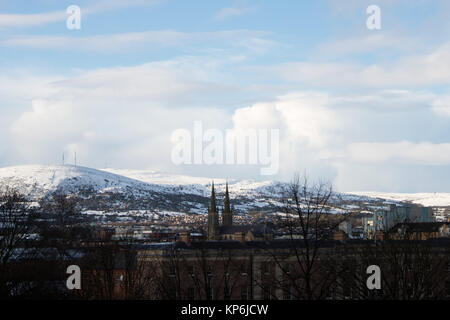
top-left (0, 165), bottom-right (286, 214)
top-left (0, 165), bottom-right (448, 216)
top-left (0, 165), bottom-right (154, 198)
top-left (102, 168), bottom-right (286, 198)
top-left (347, 191), bottom-right (450, 207)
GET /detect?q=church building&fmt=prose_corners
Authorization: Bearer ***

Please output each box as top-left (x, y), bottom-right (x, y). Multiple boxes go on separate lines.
top-left (207, 182), bottom-right (273, 242)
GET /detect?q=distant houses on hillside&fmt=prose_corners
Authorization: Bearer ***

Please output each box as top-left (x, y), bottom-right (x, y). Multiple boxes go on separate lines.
top-left (362, 203), bottom-right (434, 239)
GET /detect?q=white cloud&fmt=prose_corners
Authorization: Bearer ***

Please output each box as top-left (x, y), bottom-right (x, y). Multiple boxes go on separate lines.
top-left (3, 54), bottom-right (450, 191)
top-left (7, 57), bottom-right (245, 169)
top-left (316, 33), bottom-right (418, 57)
top-left (1, 29), bottom-right (272, 53)
top-left (0, 11), bottom-right (67, 28)
top-left (337, 141), bottom-right (450, 166)
top-left (431, 96), bottom-right (450, 116)
top-left (213, 7), bottom-right (254, 21)
top-left (0, 72), bottom-right (62, 104)
top-left (231, 92), bottom-right (338, 149)
top-left (0, 0), bottom-right (159, 28)
top-left (228, 90), bottom-right (450, 190)
top-left (87, 0), bottom-right (161, 11)
top-left (272, 42), bottom-right (450, 88)
top-left (6, 66), bottom-right (340, 178)
top-left (227, 92), bottom-right (340, 179)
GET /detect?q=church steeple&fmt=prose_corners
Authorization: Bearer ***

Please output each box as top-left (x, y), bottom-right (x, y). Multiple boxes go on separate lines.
top-left (210, 181), bottom-right (217, 211)
top-left (222, 181), bottom-right (233, 226)
top-left (207, 181), bottom-right (219, 240)
top-left (224, 182), bottom-right (231, 212)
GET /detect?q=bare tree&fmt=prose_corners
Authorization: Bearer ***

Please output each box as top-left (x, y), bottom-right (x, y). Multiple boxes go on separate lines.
top-left (79, 240), bottom-right (156, 300)
top-left (264, 174), bottom-right (356, 300)
top-left (148, 243), bottom-right (247, 300)
top-left (0, 188), bottom-right (39, 298)
top-left (346, 231), bottom-right (450, 300)
top-left (40, 191), bottom-right (80, 228)
top-left (83, 242), bottom-right (118, 299)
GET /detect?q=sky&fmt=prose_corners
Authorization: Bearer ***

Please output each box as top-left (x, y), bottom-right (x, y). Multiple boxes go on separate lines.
top-left (1, 0), bottom-right (450, 192)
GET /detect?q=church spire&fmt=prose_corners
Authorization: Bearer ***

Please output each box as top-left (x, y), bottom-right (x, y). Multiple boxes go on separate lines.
top-left (207, 181), bottom-right (219, 240)
top-left (224, 182), bottom-right (231, 213)
top-left (210, 181), bottom-right (217, 212)
top-left (222, 181), bottom-right (233, 226)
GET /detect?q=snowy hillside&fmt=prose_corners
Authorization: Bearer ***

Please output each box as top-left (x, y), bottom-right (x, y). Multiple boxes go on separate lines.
top-left (0, 164), bottom-right (286, 214)
top-left (102, 168), bottom-right (286, 198)
top-left (0, 165), bottom-right (448, 216)
top-left (0, 165), bottom-right (159, 198)
top-left (347, 192), bottom-right (450, 207)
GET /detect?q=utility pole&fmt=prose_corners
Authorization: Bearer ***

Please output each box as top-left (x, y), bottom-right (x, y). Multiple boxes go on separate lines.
top-left (62, 152), bottom-right (65, 166)
top-left (74, 151), bottom-right (77, 167)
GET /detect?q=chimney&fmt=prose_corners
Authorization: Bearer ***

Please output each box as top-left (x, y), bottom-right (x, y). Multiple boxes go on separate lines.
top-left (375, 230), bottom-right (385, 242)
top-left (333, 230), bottom-right (347, 243)
top-left (234, 232), bottom-right (245, 243)
top-left (180, 232), bottom-right (191, 244)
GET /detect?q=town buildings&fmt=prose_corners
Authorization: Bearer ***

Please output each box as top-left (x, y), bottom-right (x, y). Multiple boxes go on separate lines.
top-left (362, 204), bottom-right (434, 239)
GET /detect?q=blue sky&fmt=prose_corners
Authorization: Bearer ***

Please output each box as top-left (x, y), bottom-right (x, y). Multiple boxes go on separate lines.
top-left (1, 0), bottom-right (450, 192)
top-left (0, 1), bottom-right (445, 71)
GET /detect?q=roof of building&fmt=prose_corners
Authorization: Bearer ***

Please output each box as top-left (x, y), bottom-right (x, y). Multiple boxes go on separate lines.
top-left (161, 239), bottom-right (342, 251)
top-left (218, 224), bottom-right (273, 237)
top-left (389, 222), bottom-right (447, 233)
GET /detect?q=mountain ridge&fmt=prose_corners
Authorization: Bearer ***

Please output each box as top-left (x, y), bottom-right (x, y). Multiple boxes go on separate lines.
top-left (0, 165), bottom-right (449, 214)
top-left (0, 164), bottom-right (286, 214)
